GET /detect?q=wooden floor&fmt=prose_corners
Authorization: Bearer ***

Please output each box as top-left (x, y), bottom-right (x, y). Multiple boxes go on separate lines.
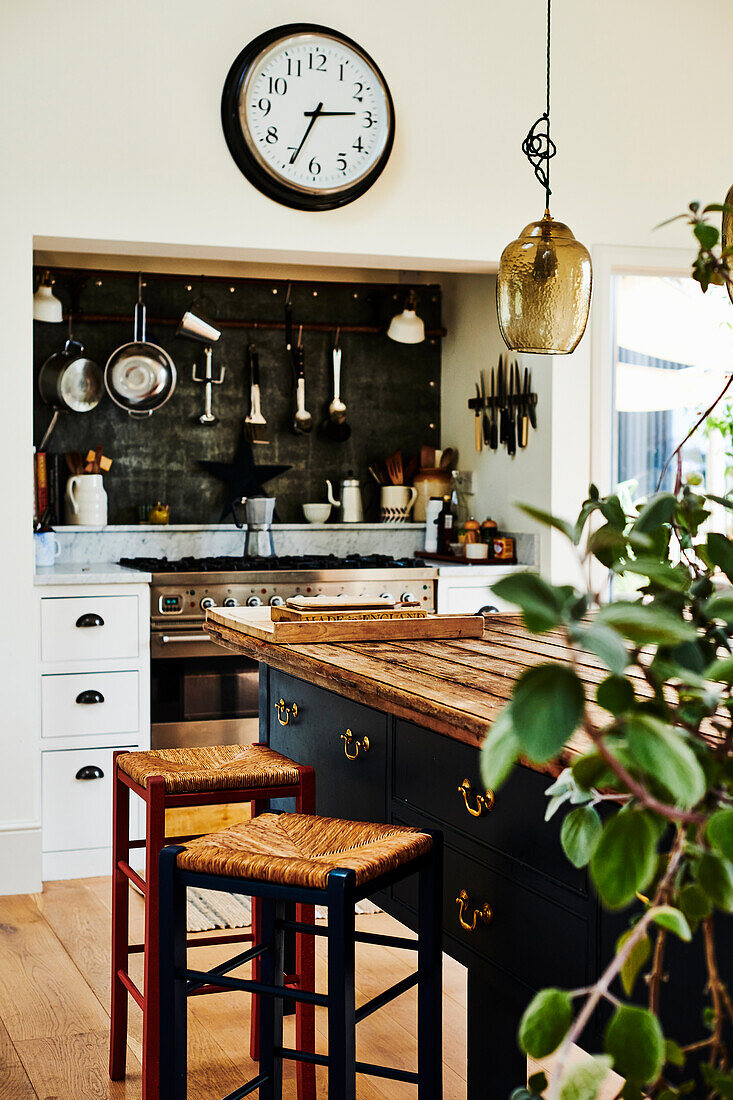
top-left (0, 877), bottom-right (467, 1098)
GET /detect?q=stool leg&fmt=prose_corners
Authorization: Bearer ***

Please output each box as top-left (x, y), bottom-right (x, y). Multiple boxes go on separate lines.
top-left (327, 870), bottom-right (356, 1100)
top-left (143, 776), bottom-right (167, 1100)
top-left (159, 846), bottom-right (188, 1100)
top-left (109, 761), bottom-right (130, 1080)
top-left (418, 834), bottom-right (444, 1099)
top-left (259, 897), bottom-right (285, 1100)
top-left (295, 768), bottom-right (317, 1100)
top-left (249, 798), bottom-right (266, 1065)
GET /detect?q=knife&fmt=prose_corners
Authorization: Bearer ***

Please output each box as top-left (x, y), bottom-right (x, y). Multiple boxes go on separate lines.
top-left (474, 382), bottom-right (483, 453)
top-left (519, 366), bottom-right (529, 447)
top-left (489, 367), bottom-right (498, 450)
top-left (507, 363), bottom-right (516, 455)
top-left (480, 370), bottom-right (490, 446)
top-left (498, 355), bottom-right (507, 445)
top-left (526, 368), bottom-right (537, 430)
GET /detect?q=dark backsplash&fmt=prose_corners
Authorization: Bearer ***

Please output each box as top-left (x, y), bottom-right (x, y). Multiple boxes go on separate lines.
top-left (33, 271), bottom-right (441, 524)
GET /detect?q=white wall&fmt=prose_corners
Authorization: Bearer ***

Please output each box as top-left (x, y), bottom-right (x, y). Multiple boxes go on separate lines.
top-left (1, 0), bottom-right (732, 892)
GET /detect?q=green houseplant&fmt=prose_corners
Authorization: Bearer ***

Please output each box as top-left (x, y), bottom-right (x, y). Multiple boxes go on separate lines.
top-left (482, 204), bottom-right (733, 1100)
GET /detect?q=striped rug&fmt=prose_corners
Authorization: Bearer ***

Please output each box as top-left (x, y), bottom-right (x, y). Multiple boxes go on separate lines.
top-left (187, 889), bottom-right (380, 933)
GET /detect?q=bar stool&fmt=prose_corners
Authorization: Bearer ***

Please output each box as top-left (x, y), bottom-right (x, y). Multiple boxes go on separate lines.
top-left (158, 812), bottom-right (443, 1100)
top-left (109, 745), bottom-right (316, 1100)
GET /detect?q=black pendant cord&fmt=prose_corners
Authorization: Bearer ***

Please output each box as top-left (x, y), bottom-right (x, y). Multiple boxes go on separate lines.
top-left (521, 0), bottom-right (555, 208)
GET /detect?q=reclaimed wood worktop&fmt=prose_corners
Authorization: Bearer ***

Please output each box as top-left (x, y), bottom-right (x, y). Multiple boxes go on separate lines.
top-left (206, 612), bottom-right (604, 757)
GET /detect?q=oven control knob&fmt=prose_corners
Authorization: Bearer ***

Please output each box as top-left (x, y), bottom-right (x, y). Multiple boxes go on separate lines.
top-left (223, 597), bottom-right (238, 608)
top-left (247, 596), bottom-right (263, 607)
top-left (380, 592), bottom-right (395, 603)
top-left (400, 592), bottom-right (415, 604)
top-left (200, 597), bottom-right (216, 611)
top-left (269, 596), bottom-right (285, 607)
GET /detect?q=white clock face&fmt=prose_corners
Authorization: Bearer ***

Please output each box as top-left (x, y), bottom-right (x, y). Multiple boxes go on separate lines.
top-left (239, 32), bottom-right (392, 196)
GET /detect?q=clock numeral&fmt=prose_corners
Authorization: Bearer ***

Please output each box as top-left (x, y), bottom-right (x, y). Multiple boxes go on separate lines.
top-left (257, 97), bottom-right (271, 116)
top-left (265, 126), bottom-right (278, 144)
top-left (308, 52), bottom-right (327, 72)
top-left (352, 136), bottom-right (364, 153)
top-left (337, 153), bottom-right (347, 171)
top-left (266, 76), bottom-right (287, 95)
top-left (308, 157), bottom-right (321, 176)
top-left (338, 62), bottom-right (347, 80)
top-left (362, 110), bottom-right (376, 128)
top-left (286, 58), bottom-right (302, 76)
top-left (353, 82), bottom-right (364, 103)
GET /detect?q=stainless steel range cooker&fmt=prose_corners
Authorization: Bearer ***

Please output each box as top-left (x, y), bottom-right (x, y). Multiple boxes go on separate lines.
top-left (120, 554), bottom-right (437, 751)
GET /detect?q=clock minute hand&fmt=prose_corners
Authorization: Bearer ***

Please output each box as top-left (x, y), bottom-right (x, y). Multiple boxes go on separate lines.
top-left (316, 110), bottom-right (357, 117)
top-left (289, 102), bottom-right (324, 165)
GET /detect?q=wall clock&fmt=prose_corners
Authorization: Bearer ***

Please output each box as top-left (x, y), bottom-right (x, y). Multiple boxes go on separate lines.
top-left (221, 24), bottom-right (395, 211)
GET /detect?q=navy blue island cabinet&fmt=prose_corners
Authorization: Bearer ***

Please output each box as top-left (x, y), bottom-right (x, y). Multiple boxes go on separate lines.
top-left (203, 614), bottom-right (719, 1099)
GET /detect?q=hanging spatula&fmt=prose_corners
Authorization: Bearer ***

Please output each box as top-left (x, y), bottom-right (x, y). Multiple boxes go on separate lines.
top-left (244, 342), bottom-right (269, 445)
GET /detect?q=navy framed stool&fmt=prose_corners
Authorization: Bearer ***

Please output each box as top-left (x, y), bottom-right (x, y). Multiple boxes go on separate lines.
top-left (158, 813), bottom-right (443, 1099)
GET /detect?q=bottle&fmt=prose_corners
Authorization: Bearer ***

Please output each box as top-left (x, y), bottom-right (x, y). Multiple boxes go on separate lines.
top-left (437, 495), bottom-right (456, 555)
top-left (464, 517), bottom-right (481, 544)
top-left (481, 517), bottom-right (498, 544)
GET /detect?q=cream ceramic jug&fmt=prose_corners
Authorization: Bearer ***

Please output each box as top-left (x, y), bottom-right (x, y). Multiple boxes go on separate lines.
top-left (65, 473), bottom-right (108, 527)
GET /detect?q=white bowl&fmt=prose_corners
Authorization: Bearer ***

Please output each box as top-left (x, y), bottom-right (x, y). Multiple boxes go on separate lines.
top-left (303, 503), bottom-right (331, 524)
top-left (465, 542), bottom-right (489, 560)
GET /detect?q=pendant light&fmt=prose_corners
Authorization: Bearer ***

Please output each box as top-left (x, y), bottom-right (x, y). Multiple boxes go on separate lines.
top-left (496, 0), bottom-right (592, 354)
top-left (722, 184), bottom-right (733, 305)
top-left (387, 289), bottom-right (425, 344)
top-left (33, 271), bottom-right (63, 323)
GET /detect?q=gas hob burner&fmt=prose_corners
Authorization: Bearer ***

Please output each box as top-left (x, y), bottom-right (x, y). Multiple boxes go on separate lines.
top-left (120, 553), bottom-right (425, 574)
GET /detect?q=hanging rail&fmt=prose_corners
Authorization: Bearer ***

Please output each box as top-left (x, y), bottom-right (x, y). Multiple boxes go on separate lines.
top-left (58, 312), bottom-right (446, 338)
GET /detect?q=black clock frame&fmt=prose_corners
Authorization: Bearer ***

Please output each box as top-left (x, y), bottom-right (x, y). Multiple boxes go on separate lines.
top-left (220, 23), bottom-right (396, 212)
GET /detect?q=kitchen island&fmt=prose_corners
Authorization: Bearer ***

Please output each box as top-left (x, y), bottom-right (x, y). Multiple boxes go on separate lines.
top-left (205, 615), bottom-right (705, 1097)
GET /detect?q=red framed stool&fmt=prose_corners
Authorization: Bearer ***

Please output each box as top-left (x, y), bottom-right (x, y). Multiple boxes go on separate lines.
top-left (109, 744), bottom-right (316, 1100)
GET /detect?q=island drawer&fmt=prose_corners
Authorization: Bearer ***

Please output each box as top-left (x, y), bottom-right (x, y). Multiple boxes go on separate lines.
top-left (41, 671), bottom-right (140, 739)
top-left (268, 670), bottom-right (388, 823)
top-left (393, 719), bottom-right (584, 892)
top-left (393, 830), bottom-right (591, 990)
top-left (41, 594), bottom-right (139, 664)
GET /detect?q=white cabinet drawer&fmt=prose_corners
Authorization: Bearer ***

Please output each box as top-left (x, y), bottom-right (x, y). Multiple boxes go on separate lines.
top-left (42, 746), bottom-right (126, 853)
top-left (41, 671), bottom-right (139, 739)
top-left (41, 595), bottom-right (139, 663)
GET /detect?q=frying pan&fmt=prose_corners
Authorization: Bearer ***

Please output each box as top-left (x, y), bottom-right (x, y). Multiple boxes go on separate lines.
top-left (105, 289), bottom-right (176, 418)
top-left (37, 337), bottom-right (103, 449)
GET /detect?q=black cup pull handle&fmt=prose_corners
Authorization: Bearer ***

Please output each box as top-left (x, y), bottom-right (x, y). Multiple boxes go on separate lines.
top-left (76, 689), bottom-right (105, 705)
top-left (75, 613), bottom-right (104, 628)
top-left (75, 765), bottom-right (104, 781)
top-left (478, 605), bottom-right (499, 617)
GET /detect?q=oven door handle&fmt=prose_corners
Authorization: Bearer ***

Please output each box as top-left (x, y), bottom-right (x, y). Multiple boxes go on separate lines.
top-left (157, 633), bottom-right (208, 644)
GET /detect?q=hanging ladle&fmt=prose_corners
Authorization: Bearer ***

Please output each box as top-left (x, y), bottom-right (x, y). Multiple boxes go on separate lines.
top-left (323, 329), bottom-right (351, 443)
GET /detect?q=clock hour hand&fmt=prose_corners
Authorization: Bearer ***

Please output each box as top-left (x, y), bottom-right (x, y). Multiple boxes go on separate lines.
top-left (289, 101), bottom-right (324, 165)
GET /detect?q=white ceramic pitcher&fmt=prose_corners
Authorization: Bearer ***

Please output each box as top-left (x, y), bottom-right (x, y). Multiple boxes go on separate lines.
top-left (65, 473), bottom-right (108, 527)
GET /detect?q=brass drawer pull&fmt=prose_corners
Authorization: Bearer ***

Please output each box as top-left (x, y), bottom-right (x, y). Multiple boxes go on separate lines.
top-left (340, 729), bottom-right (370, 760)
top-left (275, 698), bottom-right (298, 726)
top-left (457, 778), bottom-right (495, 817)
top-left (455, 889), bottom-right (492, 931)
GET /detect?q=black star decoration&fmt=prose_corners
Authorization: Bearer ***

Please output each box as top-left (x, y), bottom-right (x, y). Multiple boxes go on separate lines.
top-left (198, 428), bottom-right (291, 522)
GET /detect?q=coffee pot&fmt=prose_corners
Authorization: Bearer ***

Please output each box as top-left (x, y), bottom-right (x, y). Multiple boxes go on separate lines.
top-left (233, 496), bottom-right (276, 556)
top-left (326, 476), bottom-right (363, 524)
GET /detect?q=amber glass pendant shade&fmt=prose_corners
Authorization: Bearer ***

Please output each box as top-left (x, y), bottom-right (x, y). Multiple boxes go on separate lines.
top-left (722, 184), bottom-right (733, 306)
top-left (497, 210), bottom-right (593, 354)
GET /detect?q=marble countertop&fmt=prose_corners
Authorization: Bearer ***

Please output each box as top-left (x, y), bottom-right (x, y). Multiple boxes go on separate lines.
top-left (34, 563), bottom-right (152, 586)
top-left (435, 562), bottom-right (533, 575)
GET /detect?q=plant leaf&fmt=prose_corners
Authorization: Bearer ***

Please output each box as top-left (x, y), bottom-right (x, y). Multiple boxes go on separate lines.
top-left (590, 811), bottom-right (657, 909)
top-left (624, 715), bottom-right (706, 808)
top-left (561, 806), bottom-right (602, 868)
top-left (705, 656), bottom-right (733, 683)
top-left (480, 708), bottom-right (519, 792)
top-left (664, 1039), bottom-right (685, 1068)
top-left (491, 573), bottom-right (566, 633)
top-left (616, 927), bottom-right (651, 996)
top-left (596, 675), bottom-right (636, 716)
top-left (702, 594), bottom-right (733, 624)
top-left (707, 532), bottom-right (733, 583)
top-left (707, 808), bottom-right (733, 861)
top-left (650, 905), bottom-right (692, 941)
top-left (574, 623), bottom-right (628, 674)
top-left (517, 503), bottom-right (575, 541)
top-left (597, 602), bottom-right (697, 647)
top-left (558, 1056), bottom-right (613, 1100)
top-left (518, 987), bottom-right (573, 1058)
top-left (510, 664), bottom-right (585, 763)
top-left (604, 1004), bottom-right (665, 1085)
top-left (679, 882), bottom-right (712, 922)
top-left (697, 852), bottom-right (733, 912)
top-left (632, 493), bottom-right (677, 534)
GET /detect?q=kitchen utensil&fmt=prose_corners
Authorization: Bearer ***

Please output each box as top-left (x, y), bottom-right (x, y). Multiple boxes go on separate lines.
top-left (302, 503), bottom-right (332, 523)
top-left (498, 355), bottom-right (508, 445)
top-left (292, 330), bottom-right (312, 434)
top-left (379, 484), bottom-right (418, 523)
top-left (480, 370), bottom-right (490, 447)
top-left (38, 335), bottom-right (103, 449)
top-left (489, 368), bottom-right (498, 450)
top-left (517, 362), bottom-right (528, 448)
top-left (192, 345), bottom-right (225, 425)
top-left (326, 477), bottom-right (364, 523)
top-left (474, 383), bottom-right (482, 453)
top-left (385, 450), bottom-right (403, 485)
top-left (507, 361), bottom-right (516, 456)
top-left (323, 345), bottom-right (351, 442)
top-left (244, 343), bottom-right (268, 444)
top-left (34, 530), bottom-right (61, 567)
top-left (439, 447), bottom-right (455, 469)
top-left (176, 309), bottom-right (221, 345)
top-left (420, 445), bottom-right (436, 469)
top-left (64, 473), bottom-right (107, 527)
top-left (65, 451), bottom-right (83, 475)
top-left (368, 465), bottom-right (384, 485)
top-left (232, 496), bottom-right (276, 556)
top-left (207, 604), bottom-right (484, 643)
top-left (105, 282), bottom-right (176, 418)
top-left (526, 368), bottom-right (538, 429)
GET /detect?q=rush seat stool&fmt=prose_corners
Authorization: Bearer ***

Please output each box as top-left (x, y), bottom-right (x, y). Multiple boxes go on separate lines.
top-left (157, 812), bottom-right (443, 1099)
top-left (109, 745), bottom-right (316, 1100)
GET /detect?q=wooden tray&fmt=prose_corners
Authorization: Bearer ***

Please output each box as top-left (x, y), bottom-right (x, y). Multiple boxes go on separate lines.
top-left (206, 605), bottom-right (484, 644)
top-left (271, 605), bottom-right (428, 623)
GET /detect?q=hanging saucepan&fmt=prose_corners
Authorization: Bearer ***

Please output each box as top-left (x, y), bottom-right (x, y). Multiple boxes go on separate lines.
top-left (104, 291), bottom-right (176, 418)
top-left (37, 337), bottom-right (103, 449)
